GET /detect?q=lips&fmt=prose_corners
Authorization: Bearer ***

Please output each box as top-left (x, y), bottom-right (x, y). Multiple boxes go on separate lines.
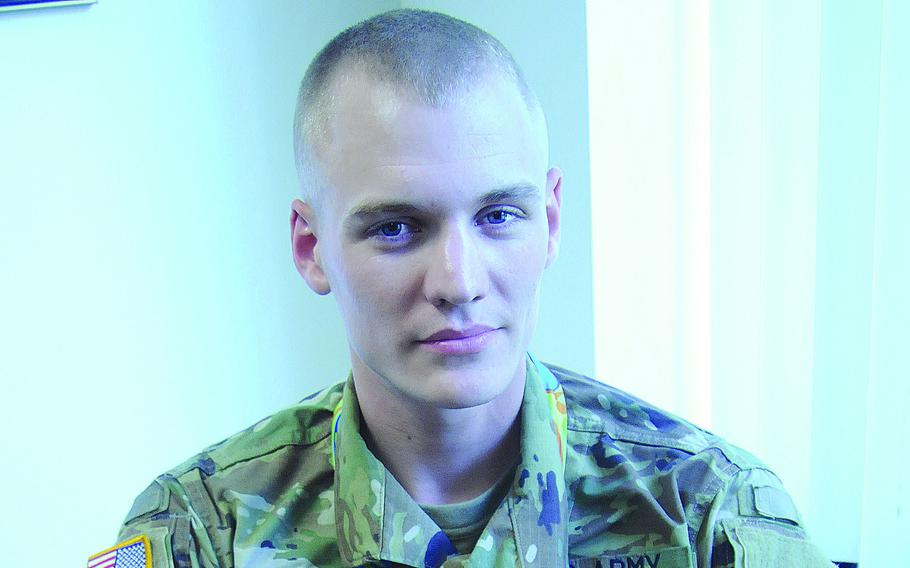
top-left (422, 325), bottom-right (496, 342)
top-left (418, 325), bottom-right (501, 355)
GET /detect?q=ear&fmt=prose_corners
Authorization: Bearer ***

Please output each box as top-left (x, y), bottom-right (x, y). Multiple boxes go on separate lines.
top-left (290, 199), bottom-right (331, 295)
top-left (544, 167), bottom-right (563, 267)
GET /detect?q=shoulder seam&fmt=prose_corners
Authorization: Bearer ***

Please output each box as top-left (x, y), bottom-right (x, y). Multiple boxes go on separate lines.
top-left (213, 429), bottom-right (332, 476)
top-left (167, 382), bottom-right (345, 478)
top-left (548, 362), bottom-right (725, 455)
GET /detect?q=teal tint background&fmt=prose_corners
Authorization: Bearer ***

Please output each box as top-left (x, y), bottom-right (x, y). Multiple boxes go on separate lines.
top-left (811, 1), bottom-right (909, 565)
top-left (588, 1), bottom-right (908, 564)
top-left (0, 1), bottom-right (591, 565)
top-left (1, 1), bottom-right (906, 566)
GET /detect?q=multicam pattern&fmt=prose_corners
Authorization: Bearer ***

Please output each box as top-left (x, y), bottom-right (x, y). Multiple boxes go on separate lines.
top-left (112, 355), bottom-right (834, 567)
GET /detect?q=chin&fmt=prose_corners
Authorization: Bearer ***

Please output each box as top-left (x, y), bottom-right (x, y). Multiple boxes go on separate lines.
top-left (409, 360), bottom-right (518, 410)
top-left (421, 385), bottom-right (502, 410)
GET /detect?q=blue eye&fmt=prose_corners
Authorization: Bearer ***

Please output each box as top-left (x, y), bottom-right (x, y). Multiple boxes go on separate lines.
top-left (484, 209), bottom-right (518, 225)
top-left (379, 222), bottom-right (405, 237)
top-left (368, 220), bottom-right (419, 245)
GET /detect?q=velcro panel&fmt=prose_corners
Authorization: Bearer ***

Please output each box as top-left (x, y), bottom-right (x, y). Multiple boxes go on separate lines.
top-left (737, 484), bottom-right (800, 525)
top-left (125, 481), bottom-right (168, 523)
top-left (753, 486), bottom-right (800, 525)
top-left (722, 519), bottom-right (835, 568)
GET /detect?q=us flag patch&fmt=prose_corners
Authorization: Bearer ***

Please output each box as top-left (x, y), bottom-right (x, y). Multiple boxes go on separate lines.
top-left (87, 535), bottom-right (151, 568)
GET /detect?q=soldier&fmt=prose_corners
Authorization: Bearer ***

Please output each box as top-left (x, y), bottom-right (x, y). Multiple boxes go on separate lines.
top-left (89, 9), bottom-right (834, 568)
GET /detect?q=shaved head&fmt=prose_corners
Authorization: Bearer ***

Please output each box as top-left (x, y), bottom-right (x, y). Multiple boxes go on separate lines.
top-left (293, 9), bottom-right (545, 211)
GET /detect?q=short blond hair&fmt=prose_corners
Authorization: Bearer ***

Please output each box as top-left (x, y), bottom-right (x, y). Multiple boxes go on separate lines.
top-left (292, 9), bottom-right (540, 206)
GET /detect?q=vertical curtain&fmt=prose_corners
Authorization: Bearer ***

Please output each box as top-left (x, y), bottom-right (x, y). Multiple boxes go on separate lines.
top-left (587, 1), bottom-right (908, 564)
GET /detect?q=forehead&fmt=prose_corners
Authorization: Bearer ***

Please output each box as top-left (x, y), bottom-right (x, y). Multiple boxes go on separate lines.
top-left (314, 67), bottom-right (547, 212)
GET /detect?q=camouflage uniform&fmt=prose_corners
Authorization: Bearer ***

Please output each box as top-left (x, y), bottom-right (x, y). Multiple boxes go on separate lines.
top-left (109, 355), bottom-right (834, 567)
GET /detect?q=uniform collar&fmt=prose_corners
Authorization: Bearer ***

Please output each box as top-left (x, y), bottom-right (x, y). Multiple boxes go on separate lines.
top-left (331, 354), bottom-right (569, 567)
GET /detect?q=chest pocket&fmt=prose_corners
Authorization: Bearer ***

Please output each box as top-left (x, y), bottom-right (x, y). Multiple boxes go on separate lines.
top-left (569, 545), bottom-right (694, 568)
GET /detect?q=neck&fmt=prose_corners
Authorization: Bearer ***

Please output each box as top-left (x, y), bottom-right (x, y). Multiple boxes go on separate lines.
top-left (352, 360), bottom-right (526, 505)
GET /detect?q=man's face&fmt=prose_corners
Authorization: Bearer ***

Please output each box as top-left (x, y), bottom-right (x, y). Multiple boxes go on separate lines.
top-left (293, 68), bottom-right (561, 410)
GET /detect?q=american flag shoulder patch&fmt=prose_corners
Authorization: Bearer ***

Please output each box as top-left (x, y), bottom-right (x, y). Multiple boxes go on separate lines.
top-left (87, 535), bottom-right (152, 568)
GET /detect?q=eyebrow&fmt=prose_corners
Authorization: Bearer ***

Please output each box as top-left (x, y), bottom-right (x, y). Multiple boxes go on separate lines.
top-left (479, 182), bottom-right (542, 206)
top-left (344, 182), bottom-right (542, 225)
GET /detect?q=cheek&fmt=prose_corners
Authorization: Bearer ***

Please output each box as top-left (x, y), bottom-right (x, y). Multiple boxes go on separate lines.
top-left (493, 235), bottom-right (549, 337)
top-left (333, 251), bottom-right (419, 325)
top-left (490, 255), bottom-right (546, 328)
top-left (496, 227), bottom-right (550, 288)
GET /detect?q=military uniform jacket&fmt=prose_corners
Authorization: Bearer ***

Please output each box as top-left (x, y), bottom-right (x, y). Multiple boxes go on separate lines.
top-left (111, 356), bottom-right (834, 567)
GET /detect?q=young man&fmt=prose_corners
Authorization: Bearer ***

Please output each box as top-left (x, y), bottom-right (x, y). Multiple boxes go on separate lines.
top-left (92, 10), bottom-right (834, 568)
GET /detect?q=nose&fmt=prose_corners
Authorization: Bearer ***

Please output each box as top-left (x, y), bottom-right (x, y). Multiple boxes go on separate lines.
top-left (423, 224), bottom-right (487, 307)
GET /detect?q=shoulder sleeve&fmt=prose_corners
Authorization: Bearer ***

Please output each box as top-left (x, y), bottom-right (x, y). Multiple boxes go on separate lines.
top-left (115, 476), bottom-right (221, 568)
top-left (696, 468), bottom-right (836, 568)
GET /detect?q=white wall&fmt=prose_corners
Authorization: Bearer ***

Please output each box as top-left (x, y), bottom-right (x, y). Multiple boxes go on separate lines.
top-left (0, 1), bottom-right (593, 565)
top-left (588, 1), bottom-right (910, 564)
